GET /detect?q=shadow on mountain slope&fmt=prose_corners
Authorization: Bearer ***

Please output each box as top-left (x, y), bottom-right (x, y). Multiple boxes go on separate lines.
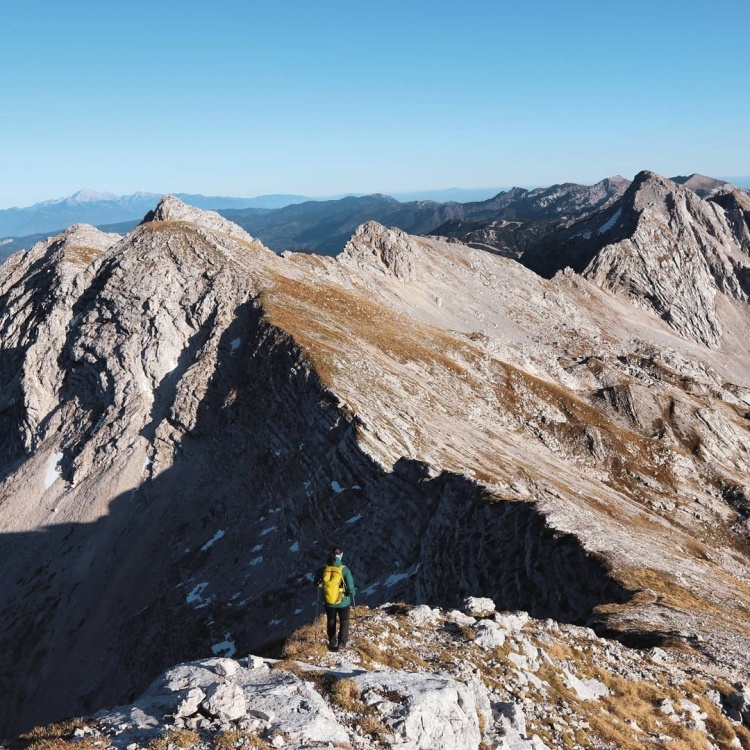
top-left (0, 302), bottom-right (632, 738)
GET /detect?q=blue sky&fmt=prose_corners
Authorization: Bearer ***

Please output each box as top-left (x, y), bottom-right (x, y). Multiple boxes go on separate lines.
top-left (1, 0), bottom-right (748, 208)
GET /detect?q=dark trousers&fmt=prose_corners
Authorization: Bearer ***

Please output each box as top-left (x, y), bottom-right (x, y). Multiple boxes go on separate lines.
top-left (325, 605), bottom-right (350, 646)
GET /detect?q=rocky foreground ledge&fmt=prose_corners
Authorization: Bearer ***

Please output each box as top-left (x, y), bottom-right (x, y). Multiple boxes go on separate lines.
top-left (5, 600), bottom-right (750, 750)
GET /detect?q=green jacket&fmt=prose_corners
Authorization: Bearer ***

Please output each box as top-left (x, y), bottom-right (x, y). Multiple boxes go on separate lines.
top-left (319, 562), bottom-right (356, 608)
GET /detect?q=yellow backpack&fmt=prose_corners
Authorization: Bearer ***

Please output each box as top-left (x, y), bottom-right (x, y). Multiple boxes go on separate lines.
top-left (320, 565), bottom-right (346, 605)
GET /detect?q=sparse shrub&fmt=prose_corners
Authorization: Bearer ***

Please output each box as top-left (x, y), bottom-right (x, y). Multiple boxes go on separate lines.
top-left (149, 730), bottom-right (201, 750)
top-left (213, 733), bottom-right (269, 750)
top-left (358, 714), bottom-right (388, 739)
top-left (457, 625), bottom-right (476, 642)
top-left (164, 730), bottom-right (200, 749)
top-left (331, 678), bottom-right (363, 712)
top-left (17, 719), bottom-right (92, 750)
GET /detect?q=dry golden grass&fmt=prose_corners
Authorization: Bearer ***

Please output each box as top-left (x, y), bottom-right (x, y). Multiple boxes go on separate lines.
top-left (331, 678), bottom-right (363, 712)
top-left (260, 274), bottom-right (481, 395)
top-left (358, 714), bottom-right (389, 739)
top-left (268, 658), bottom-right (305, 677)
top-left (19, 720), bottom-right (87, 742)
top-left (64, 246), bottom-right (103, 265)
top-left (16, 719), bottom-right (96, 750)
top-left (280, 616), bottom-right (328, 661)
top-left (148, 730), bottom-right (200, 750)
top-left (213, 731), bottom-right (269, 750)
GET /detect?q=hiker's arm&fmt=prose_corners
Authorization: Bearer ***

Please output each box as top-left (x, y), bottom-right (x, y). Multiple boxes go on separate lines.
top-left (344, 567), bottom-right (356, 597)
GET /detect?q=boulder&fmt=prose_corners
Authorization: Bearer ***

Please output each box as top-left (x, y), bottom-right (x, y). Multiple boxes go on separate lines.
top-left (353, 670), bottom-right (486, 750)
top-left (494, 611), bottom-right (529, 632)
top-left (473, 620), bottom-right (507, 650)
top-left (211, 658), bottom-right (240, 678)
top-left (464, 597), bottom-right (496, 618)
top-left (202, 683), bottom-right (246, 721)
top-left (174, 687), bottom-right (206, 718)
top-left (563, 670), bottom-right (609, 701)
top-left (407, 604), bottom-right (442, 627)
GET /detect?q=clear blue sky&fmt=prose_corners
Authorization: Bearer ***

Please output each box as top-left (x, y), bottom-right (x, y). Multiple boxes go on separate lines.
top-left (1, 0), bottom-right (748, 208)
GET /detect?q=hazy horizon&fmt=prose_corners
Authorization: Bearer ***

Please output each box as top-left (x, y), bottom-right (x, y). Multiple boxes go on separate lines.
top-left (2, 0), bottom-right (748, 208)
top-left (2, 171), bottom-right (750, 213)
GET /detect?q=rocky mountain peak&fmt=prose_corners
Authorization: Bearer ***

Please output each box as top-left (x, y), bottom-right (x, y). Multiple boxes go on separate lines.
top-left (142, 195), bottom-right (258, 244)
top-left (47, 223), bottom-right (121, 267)
top-left (582, 170), bottom-right (750, 348)
top-left (339, 220), bottom-right (421, 281)
top-left (628, 169), bottom-right (683, 202)
top-left (671, 173), bottom-right (736, 196)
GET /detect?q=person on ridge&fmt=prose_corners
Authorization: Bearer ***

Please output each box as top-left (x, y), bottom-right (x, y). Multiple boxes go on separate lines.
top-left (317, 546), bottom-right (356, 652)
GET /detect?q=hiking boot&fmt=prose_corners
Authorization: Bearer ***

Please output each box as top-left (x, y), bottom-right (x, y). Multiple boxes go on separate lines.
top-left (337, 641), bottom-right (348, 651)
top-left (328, 641), bottom-right (338, 652)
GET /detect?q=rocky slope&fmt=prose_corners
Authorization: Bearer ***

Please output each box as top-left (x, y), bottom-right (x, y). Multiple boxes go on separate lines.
top-left (9, 598), bottom-right (750, 750)
top-left (2, 194), bottom-right (750, 741)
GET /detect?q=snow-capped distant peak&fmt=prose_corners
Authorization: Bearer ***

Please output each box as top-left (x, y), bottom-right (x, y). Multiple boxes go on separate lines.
top-left (68, 189), bottom-right (119, 203)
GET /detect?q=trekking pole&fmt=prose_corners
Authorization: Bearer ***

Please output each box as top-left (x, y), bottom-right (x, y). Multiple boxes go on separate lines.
top-left (352, 595), bottom-right (359, 640)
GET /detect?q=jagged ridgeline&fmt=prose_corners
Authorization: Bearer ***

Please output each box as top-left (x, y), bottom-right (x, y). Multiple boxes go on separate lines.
top-left (1, 175), bottom-right (750, 738)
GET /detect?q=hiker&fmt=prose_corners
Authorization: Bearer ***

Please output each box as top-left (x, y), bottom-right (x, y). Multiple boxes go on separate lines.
top-left (316, 546), bottom-right (356, 652)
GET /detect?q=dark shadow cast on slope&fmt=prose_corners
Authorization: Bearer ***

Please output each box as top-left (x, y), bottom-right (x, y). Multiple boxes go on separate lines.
top-left (0, 300), bottom-right (638, 739)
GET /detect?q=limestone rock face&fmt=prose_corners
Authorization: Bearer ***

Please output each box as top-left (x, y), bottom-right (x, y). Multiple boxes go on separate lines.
top-left (339, 220), bottom-right (420, 281)
top-left (3, 194), bottom-right (750, 736)
top-left (522, 171), bottom-right (750, 348)
top-left (582, 171), bottom-right (750, 348)
top-left (0, 224), bottom-right (119, 462)
top-left (75, 599), bottom-right (750, 749)
top-left (356, 671), bottom-right (486, 750)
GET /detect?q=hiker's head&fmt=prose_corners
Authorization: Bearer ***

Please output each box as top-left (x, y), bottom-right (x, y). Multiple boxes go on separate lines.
top-left (328, 546), bottom-right (343, 565)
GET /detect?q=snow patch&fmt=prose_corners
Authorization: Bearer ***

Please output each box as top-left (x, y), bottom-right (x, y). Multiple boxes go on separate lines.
top-left (252, 544), bottom-right (263, 552)
top-left (289, 541), bottom-right (300, 553)
top-left (346, 514), bottom-right (362, 525)
top-left (385, 563), bottom-right (419, 588)
top-left (250, 556), bottom-right (264, 566)
top-left (186, 582), bottom-right (209, 607)
top-left (211, 638), bottom-right (237, 658)
top-left (260, 525), bottom-right (277, 536)
top-left (598, 208), bottom-right (622, 235)
top-left (331, 481), bottom-right (344, 494)
top-left (44, 452), bottom-right (64, 489)
top-left (200, 529), bottom-right (226, 552)
top-left (230, 337), bottom-right (241, 353)
top-left (362, 582), bottom-right (380, 596)
top-left (385, 570), bottom-right (412, 587)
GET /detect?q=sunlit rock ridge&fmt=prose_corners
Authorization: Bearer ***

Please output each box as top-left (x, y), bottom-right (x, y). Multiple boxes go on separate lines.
top-left (1, 171), bottom-right (750, 745)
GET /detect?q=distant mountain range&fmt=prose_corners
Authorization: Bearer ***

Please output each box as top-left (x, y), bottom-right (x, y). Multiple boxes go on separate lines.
top-left (0, 190), bottom-right (307, 239)
top-left (1, 175), bottom-right (747, 266)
